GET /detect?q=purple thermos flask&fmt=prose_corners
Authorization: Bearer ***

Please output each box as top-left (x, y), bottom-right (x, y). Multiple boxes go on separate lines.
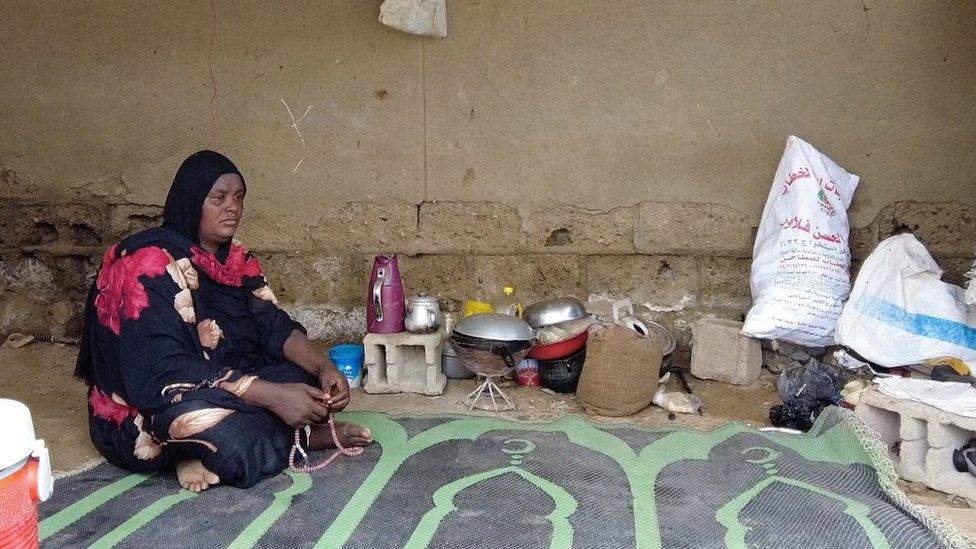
top-left (367, 254), bottom-right (406, 334)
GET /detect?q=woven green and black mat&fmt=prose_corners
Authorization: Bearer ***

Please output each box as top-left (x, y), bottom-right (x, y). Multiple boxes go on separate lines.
top-left (40, 408), bottom-right (969, 548)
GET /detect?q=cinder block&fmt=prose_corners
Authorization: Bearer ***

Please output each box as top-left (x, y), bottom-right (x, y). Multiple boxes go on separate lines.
top-left (900, 416), bottom-right (927, 441)
top-left (856, 389), bottom-right (976, 501)
top-left (899, 439), bottom-right (929, 482)
top-left (928, 421), bottom-right (970, 449)
top-left (857, 402), bottom-right (900, 447)
top-left (363, 330), bottom-right (447, 396)
top-left (689, 318), bottom-right (761, 385)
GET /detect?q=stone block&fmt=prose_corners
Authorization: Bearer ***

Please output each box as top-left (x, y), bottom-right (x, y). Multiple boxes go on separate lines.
top-left (699, 257), bottom-right (753, 309)
top-left (690, 317), bottom-right (761, 385)
top-left (523, 206), bottom-right (635, 254)
top-left (0, 256), bottom-right (57, 297)
top-left (363, 330), bottom-right (447, 396)
top-left (877, 201), bottom-right (976, 258)
top-left (849, 224), bottom-right (880, 261)
top-left (0, 166), bottom-right (38, 199)
top-left (0, 202), bottom-right (108, 249)
top-left (473, 255), bottom-right (582, 303)
top-left (0, 294), bottom-right (81, 338)
top-left (47, 255), bottom-right (98, 298)
top-left (108, 204), bottom-right (162, 241)
top-left (316, 202), bottom-right (418, 252)
top-left (856, 389), bottom-right (976, 501)
top-left (584, 255), bottom-right (698, 311)
top-left (283, 305), bottom-right (365, 342)
top-left (236, 211), bottom-right (315, 252)
top-left (635, 202), bottom-right (753, 257)
top-left (663, 307), bottom-right (747, 347)
top-left (397, 255), bottom-right (476, 302)
top-left (937, 258), bottom-right (976, 288)
top-left (261, 253), bottom-right (363, 307)
top-left (417, 202), bottom-right (521, 254)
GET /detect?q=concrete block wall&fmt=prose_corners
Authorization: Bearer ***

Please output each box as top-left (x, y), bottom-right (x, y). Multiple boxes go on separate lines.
top-left (856, 388), bottom-right (976, 502)
top-left (1, 198), bottom-right (974, 342)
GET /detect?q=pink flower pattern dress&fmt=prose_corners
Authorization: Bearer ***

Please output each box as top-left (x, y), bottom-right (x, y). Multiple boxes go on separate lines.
top-left (76, 229), bottom-right (317, 488)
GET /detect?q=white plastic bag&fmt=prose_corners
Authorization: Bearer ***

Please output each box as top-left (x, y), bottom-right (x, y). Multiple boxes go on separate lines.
top-left (876, 377), bottom-right (976, 418)
top-left (834, 233), bottom-right (976, 368)
top-left (742, 135), bottom-right (860, 346)
top-left (378, 0), bottom-right (447, 38)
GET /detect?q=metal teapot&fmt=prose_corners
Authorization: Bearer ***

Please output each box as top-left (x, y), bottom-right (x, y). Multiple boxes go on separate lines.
top-left (405, 293), bottom-right (442, 333)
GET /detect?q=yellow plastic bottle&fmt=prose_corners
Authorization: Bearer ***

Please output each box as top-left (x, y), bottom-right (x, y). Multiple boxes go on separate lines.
top-left (492, 286), bottom-right (523, 317)
top-left (463, 300), bottom-right (494, 317)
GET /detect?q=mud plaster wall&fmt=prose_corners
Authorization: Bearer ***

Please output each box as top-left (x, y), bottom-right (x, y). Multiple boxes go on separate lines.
top-left (1, 1), bottom-right (974, 342)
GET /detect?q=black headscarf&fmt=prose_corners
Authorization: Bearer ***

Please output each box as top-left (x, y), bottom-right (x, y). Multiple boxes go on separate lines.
top-left (163, 150), bottom-right (245, 245)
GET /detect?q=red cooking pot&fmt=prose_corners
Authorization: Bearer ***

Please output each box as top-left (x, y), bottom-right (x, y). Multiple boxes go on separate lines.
top-left (527, 330), bottom-right (588, 360)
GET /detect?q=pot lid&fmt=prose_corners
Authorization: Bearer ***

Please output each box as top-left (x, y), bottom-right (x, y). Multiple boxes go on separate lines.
top-left (454, 313), bottom-right (535, 341)
top-left (523, 297), bottom-right (588, 328)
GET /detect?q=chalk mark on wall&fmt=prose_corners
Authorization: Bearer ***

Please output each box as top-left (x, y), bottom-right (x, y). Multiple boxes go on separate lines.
top-left (281, 98), bottom-right (312, 173)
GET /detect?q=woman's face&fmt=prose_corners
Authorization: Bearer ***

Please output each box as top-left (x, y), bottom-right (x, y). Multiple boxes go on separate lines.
top-left (198, 173), bottom-right (245, 250)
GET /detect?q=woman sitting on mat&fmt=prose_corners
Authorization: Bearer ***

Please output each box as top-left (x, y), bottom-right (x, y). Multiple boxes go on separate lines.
top-left (75, 150), bottom-right (372, 492)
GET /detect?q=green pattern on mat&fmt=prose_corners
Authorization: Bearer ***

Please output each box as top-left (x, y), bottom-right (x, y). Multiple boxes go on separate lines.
top-left (39, 408), bottom-right (972, 549)
top-left (90, 488), bottom-right (197, 548)
top-left (39, 472), bottom-right (151, 541)
top-left (227, 471), bottom-right (312, 549)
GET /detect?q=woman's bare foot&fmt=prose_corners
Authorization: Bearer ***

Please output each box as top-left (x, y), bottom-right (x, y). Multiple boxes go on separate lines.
top-left (176, 459), bottom-right (220, 493)
top-left (308, 421), bottom-right (373, 451)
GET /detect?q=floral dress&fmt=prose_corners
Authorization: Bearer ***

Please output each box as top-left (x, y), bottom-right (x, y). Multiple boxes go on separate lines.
top-left (76, 227), bottom-right (315, 488)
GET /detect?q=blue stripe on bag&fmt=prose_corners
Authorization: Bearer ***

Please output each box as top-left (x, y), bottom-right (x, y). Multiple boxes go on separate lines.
top-left (854, 295), bottom-right (976, 350)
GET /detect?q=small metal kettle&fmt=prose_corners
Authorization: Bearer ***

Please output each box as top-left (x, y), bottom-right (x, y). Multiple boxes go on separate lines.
top-left (405, 293), bottom-right (442, 333)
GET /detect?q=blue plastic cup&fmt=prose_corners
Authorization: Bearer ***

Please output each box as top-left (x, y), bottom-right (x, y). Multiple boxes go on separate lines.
top-left (328, 344), bottom-right (365, 389)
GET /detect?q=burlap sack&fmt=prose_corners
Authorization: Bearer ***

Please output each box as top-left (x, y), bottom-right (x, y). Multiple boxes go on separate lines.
top-left (576, 324), bottom-right (663, 417)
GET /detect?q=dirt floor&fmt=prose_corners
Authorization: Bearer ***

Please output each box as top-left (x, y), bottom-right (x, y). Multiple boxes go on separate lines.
top-left (2, 341), bottom-right (974, 540)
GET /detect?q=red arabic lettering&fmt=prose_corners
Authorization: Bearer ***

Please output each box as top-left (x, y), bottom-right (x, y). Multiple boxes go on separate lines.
top-left (819, 177), bottom-right (842, 199)
top-left (781, 167), bottom-right (812, 195)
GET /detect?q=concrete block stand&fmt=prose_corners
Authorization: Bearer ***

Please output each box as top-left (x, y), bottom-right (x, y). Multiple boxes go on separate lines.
top-left (364, 329), bottom-right (447, 396)
top-left (856, 388), bottom-right (976, 502)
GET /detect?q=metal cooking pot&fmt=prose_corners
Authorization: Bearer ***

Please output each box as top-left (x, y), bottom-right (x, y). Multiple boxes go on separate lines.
top-left (453, 313), bottom-right (535, 341)
top-left (538, 347), bottom-right (587, 393)
top-left (523, 297), bottom-right (588, 329)
top-left (451, 313), bottom-right (535, 377)
top-left (441, 345), bottom-right (474, 379)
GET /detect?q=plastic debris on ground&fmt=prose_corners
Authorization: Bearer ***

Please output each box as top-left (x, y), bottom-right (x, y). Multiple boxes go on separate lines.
top-left (955, 439), bottom-right (976, 476)
top-left (652, 384), bottom-right (703, 415)
top-left (769, 357), bottom-right (865, 431)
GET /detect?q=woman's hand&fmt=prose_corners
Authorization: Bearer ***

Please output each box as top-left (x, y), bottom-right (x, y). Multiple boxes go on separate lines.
top-left (319, 365), bottom-right (351, 413)
top-left (244, 380), bottom-right (329, 427)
